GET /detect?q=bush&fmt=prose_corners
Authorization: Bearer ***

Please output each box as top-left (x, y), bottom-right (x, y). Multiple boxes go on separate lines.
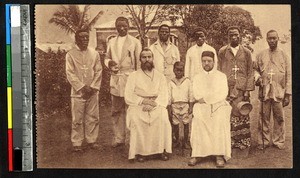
top-left (36, 48), bottom-right (111, 117)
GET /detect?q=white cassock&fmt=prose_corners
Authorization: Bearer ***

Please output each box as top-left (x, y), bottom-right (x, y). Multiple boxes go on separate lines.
top-left (185, 43), bottom-right (217, 80)
top-left (125, 69), bottom-right (172, 159)
top-left (191, 68), bottom-right (231, 161)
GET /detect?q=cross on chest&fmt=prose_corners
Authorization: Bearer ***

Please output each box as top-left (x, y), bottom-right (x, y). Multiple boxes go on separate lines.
top-left (81, 65), bottom-right (89, 79)
top-left (268, 69), bottom-right (275, 84)
top-left (232, 65), bottom-right (240, 80)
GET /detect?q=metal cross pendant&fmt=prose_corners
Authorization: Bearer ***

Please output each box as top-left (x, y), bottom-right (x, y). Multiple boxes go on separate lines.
top-left (232, 65), bottom-right (240, 80)
top-left (81, 64), bottom-right (89, 80)
top-left (268, 68), bottom-right (275, 84)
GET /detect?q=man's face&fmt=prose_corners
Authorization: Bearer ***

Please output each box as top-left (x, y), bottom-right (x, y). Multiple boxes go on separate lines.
top-left (174, 64), bottom-right (184, 79)
top-left (140, 51), bottom-right (154, 71)
top-left (76, 31), bottom-right (89, 50)
top-left (202, 56), bottom-right (214, 72)
top-left (116, 20), bottom-right (129, 37)
top-left (267, 32), bottom-right (279, 50)
top-left (158, 26), bottom-right (170, 42)
top-left (195, 31), bottom-right (206, 46)
top-left (228, 29), bottom-right (240, 47)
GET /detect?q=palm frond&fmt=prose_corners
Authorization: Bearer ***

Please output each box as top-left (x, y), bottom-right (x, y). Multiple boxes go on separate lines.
top-left (79, 5), bottom-right (90, 28)
top-left (49, 17), bottom-right (76, 34)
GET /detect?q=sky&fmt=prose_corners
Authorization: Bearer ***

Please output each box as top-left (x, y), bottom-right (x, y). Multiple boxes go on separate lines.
top-left (35, 4), bottom-right (291, 51)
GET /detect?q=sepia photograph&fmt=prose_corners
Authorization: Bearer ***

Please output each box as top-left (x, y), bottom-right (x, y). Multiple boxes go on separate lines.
top-left (35, 4), bottom-right (292, 168)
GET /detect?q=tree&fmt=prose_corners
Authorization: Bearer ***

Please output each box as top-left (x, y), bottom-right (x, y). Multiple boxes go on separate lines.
top-left (125, 5), bottom-right (169, 48)
top-left (49, 5), bottom-right (103, 34)
top-left (168, 5), bottom-right (196, 49)
top-left (169, 5), bottom-right (262, 52)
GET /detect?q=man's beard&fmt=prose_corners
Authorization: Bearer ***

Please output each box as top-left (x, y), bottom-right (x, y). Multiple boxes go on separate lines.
top-left (141, 61), bottom-right (154, 71)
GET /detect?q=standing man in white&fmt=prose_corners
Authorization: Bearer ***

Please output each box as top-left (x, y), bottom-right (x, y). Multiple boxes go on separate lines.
top-left (66, 29), bottom-right (102, 152)
top-left (104, 17), bottom-right (142, 148)
top-left (185, 27), bottom-right (217, 80)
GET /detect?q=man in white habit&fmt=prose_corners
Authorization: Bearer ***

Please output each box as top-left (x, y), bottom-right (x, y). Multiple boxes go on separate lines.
top-left (188, 51), bottom-right (231, 168)
top-left (124, 48), bottom-right (172, 162)
top-left (185, 27), bottom-right (217, 80)
top-left (104, 17), bottom-right (142, 148)
top-left (149, 24), bottom-right (180, 81)
top-left (66, 29), bottom-right (102, 152)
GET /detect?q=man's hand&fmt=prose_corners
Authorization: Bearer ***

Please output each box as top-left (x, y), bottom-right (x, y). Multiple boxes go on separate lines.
top-left (108, 60), bottom-right (119, 73)
top-left (243, 91), bottom-right (250, 102)
top-left (255, 77), bottom-right (263, 87)
top-left (283, 94), bottom-right (291, 107)
top-left (142, 105), bottom-right (155, 112)
top-left (196, 98), bottom-right (205, 104)
top-left (142, 98), bottom-right (157, 107)
top-left (80, 85), bottom-right (95, 100)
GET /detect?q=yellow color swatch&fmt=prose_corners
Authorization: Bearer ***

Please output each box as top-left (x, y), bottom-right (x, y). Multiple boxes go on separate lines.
top-left (7, 87), bottom-right (12, 129)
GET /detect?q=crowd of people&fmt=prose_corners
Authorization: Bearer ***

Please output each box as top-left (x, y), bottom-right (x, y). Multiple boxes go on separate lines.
top-left (65, 16), bottom-right (291, 168)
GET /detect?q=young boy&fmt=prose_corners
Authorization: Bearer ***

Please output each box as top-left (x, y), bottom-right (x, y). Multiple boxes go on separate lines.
top-left (168, 61), bottom-right (193, 149)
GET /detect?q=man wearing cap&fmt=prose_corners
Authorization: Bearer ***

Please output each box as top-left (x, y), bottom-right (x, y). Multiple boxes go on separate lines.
top-left (66, 29), bottom-right (102, 151)
top-left (149, 24), bottom-right (180, 81)
top-left (218, 26), bottom-right (254, 151)
top-left (104, 17), bottom-right (142, 148)
top-left (254, 30), bottom-right (291, 150)
top-left (188, 51), bottom-right (231, 167)
top-left (185, 27), bottom-right (217, 80)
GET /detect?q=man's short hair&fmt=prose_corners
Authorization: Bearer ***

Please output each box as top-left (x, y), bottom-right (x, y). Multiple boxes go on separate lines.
top-left (139, 47), bottom-right (153, 60)
top-left (267, 29), bottom-right (278, 37)
top-left (193, 27), bottom-right (207, 36)
top-left (75, 29), bottom-right (89, 41)
top-left (227, 26), bottom-right (241, 34)
top-left (173, 61), bottom-right (185, 69)
top-left (202, 51), bottom-right (215, 61)
top-left (115, 16), bottom-right (129, 26)
top-left (158, 24), bottom-right (170, 32)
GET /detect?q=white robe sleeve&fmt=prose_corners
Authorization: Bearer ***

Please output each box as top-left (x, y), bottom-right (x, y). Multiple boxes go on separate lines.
top-left (65, 53), bottom-right (85, 92)
top-left (124, 72), bottom-right (144, 106)
top-left (155, 75), bottom-right (169, 108)
top-left (90, 53), bottom-right (102, 90)
top-left (168, 81), bottom-right (172, 105)
top-left (185, 49), bottom-right (191, 79)
top-left (188, 79), bottom-right (194, 102)
top-left (104, 41), bottom-right (112, 68)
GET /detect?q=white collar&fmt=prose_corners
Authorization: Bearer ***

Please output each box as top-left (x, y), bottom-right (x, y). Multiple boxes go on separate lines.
top-left (195, 42), bottom-right (206, 49)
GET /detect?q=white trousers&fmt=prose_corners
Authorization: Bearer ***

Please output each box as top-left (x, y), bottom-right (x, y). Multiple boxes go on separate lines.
top-left (71, 92), bottom-right (99, 146)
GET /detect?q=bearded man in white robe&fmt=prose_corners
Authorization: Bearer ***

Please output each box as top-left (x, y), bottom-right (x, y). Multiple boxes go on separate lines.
top-left (124, 48), bottom-right (171, 162)
top-left (188, 51), bottom-right (231, 168)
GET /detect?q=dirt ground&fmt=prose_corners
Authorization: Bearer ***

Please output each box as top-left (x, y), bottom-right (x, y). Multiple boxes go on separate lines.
top-left (37, 89), bottom-right (293, 169)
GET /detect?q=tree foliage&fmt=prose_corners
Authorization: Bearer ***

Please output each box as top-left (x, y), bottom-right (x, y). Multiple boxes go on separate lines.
top-left (125, 5), bottom-right (169, 48)
top-left (169, 5), bottom-right (262, 51)
top-left (49, 5), bottom-right (104, 34)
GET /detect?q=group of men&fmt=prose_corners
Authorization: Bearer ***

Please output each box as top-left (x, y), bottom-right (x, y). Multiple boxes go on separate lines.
top-left (65, 16), bottom-right (291, 168)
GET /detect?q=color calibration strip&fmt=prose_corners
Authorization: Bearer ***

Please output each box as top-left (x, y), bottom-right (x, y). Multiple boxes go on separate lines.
top-left (6, 4), bottom-right (33, 171)
top-left (6, 4), bottom-right (13, 172)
